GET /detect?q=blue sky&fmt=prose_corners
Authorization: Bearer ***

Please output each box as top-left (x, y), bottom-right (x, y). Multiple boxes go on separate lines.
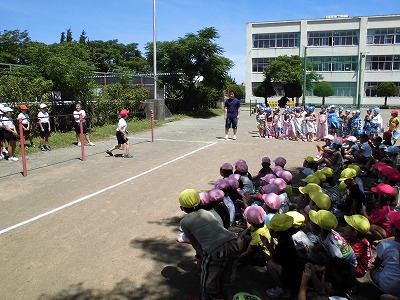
top-left (1, 0), bottom-right (399, 84)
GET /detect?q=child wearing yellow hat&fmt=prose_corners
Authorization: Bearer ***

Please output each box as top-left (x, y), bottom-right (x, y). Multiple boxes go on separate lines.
top-left (307, 210), bottom-right (357, 267)
top-left (344, 215), bottom-right (373, 278)
top-left (262, 214), bottom-right (305, 298)
top-left (320, 167), bottom-right (342, 205)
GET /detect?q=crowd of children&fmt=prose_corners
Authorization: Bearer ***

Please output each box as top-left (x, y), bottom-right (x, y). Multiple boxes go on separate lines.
top-left (177, 145), bottom-right (400, 299)
top-left (254, 104), bottom-right (399, 145)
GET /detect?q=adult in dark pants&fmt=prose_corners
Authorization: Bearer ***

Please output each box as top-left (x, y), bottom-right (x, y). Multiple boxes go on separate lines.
top-left (224, 90), bottom-right (240, 140)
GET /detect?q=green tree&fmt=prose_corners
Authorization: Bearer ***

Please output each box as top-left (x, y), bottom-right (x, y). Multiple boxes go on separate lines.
top-left (263, 55), bottom-right (321, 103)
top-left (79, 30), bottom-right (87, 44)
top-left (0, 29), bottom-right (31, 64)
top-left (88, 40), bottom-right (148, 73)
top-left (313, 81), bottom-right (335, 105)
top-left (146, 27), bottom-right (233, 111)
top-left (253, 78), bottom-right (275, 105)
top-left (66, 28), bottom-right (73, 42)
top-left (377, 82), bottom-right (398, 107)
top-left (60, 32), bottom-right (66, 43)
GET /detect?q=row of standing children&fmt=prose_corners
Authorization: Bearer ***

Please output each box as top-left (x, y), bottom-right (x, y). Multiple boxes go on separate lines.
top-left (177, 152), bottom-right (400, 299)
top-left (255, 104), bottom-right (397, 144)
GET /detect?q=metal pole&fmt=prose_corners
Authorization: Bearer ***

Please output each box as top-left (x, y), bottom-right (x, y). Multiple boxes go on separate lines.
top-left (357, 52), bottom-right (363, 109)
top-left (302, 46), bottom-right (307, 105)
top-left (150, 110), bottom-right (155, 142)
top-left (153, 0), bottom-right (157, 99)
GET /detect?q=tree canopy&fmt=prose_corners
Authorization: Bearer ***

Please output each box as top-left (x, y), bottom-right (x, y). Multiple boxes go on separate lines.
top-left (377, 82), bottom-right (398, 107)
top-left (313, 81), bottom-right (335, 105)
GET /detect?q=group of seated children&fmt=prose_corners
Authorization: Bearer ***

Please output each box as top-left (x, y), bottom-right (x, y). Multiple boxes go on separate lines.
top-left (177, 152), bottom-right (400, 299)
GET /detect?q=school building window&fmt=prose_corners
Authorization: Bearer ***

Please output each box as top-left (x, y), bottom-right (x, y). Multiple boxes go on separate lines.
top-left (252, 32), bottom-right (300, 49)
top-left (327, 82), bottom-right (357, 97)
top-left (252, 57), bottom-right (276, 72)
top-left (365, 82), bottom-right (400, 97)
top-left (367, 28), bottom-right (400, 45)
top-left (307, 30), bottom-right (358, 47)
top-left (365, 55), bottom-right (400, 71)
top-left (308, 56), bottom-right (358, 72)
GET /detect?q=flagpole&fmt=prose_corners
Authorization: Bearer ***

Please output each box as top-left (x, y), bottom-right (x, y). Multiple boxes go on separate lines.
top-left (153, 0), bottom-right (157, 99)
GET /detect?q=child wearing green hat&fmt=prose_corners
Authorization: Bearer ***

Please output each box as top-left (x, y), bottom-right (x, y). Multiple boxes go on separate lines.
top-left (261, 214), bottom-right (305, 298)
top-left (307, 210), bottom-right (357, 267)
top-left (178, 189), bottom-right (239, 300)
top-left (344, 214), bottom-right (373, 277)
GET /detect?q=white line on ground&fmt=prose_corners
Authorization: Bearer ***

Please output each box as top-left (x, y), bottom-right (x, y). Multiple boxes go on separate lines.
top-left (0, 142), bottom-right (217, 236)
top-left (132, 137), bottom-right (215, 144)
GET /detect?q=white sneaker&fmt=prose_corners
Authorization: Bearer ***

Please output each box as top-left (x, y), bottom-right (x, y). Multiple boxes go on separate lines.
top-left (77, 142), bottom-right (81, 146)
top-left (224, 135), bottom-right (229, 140)
top-left (9, 156), bottom-right (18, 162)
top-left (232, 135), bottom-right (237, 140)
top-left (87, 142), bottom-right (95, 146)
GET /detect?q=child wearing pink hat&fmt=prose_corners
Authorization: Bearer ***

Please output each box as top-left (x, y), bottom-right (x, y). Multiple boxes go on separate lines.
top-left (252, 156), bottom-right (274, 188)
top-left (220, 162), bottom-right (234, 178)
top-left (106, 109), bottom-right (132, 158)
top-left (237, 206), bottom-right (271, 266)
top-left (262, 193), bottom-right (282, 224)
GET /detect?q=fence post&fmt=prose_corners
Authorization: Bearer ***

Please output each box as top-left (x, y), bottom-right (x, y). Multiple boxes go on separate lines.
top-left (80, 114), bottom-right (85, 161)
top-left (150, 110), bottom-right (154, 143)
top-left (18, 118), bottom-right (28, 177)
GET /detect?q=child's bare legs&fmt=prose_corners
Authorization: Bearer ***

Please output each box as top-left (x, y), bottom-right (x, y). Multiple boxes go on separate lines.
top-left (125, 141), bottom-right (130, 155)
top-left (8, 140), bottom-right (16, 157)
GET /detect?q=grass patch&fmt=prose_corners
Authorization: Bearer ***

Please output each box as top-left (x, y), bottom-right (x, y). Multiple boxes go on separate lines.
top-left (13, 109), bottom-right (220, 156)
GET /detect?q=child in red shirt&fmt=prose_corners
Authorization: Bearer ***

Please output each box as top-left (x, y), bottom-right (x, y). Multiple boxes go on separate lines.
top-left (344, 215), bottom-right (373, 277)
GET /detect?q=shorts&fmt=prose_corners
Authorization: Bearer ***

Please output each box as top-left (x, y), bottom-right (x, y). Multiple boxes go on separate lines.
top-left (4, 132), bottom-right (17, 142)
top-left (116, 131), bottom-right (128, 145)
top-left (22, 124), bottom-right (31, 134)
top-left (0, 128), bottom-right (4, 140)
top-left (225, 118), bottom-right (238, 129)
top-left (74, 122), bottom-right (88, 134)
top-left (329, 124), bottom-right (337, 133)
top-left (39, 123), bottom-right (51, 138)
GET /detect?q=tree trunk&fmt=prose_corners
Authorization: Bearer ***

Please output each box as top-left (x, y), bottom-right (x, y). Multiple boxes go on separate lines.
top-left (384, 96), bottom-right (388, 107)
top-left (322, 97), bottom-right (325, 105)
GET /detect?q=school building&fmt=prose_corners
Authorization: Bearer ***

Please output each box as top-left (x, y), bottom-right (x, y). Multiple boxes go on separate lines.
top-left (245, 14), bottom-right (400, 107)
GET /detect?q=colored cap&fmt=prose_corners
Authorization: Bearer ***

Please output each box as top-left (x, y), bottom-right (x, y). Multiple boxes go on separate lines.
top-left (262, 183), bottom-right (281, 195)
top-left (220, 163), bottom-right (233, 170)
top-left (302, 175), bottom-right (321, 185)
top-left (339, 168), bottom-right (357, 181)
top-left (232, 292), bottom-right (262, 300)
top-left (309, 191), bottom-right (331, 210)
top-left (320, 167), bottom-right (334, 178)
top-left (270, 178), bottom-right (287, 191)
top-left (348, 164), bottom-right (361, 176)
top-left (39, 103), bottom-right (47, 109)
top-left (279, 170), bottom-right (293, 183)
top-left (374, 107), bottom-right (380, 113)
top-left (19, 104), bottom-right (28, 110)
top-left (385, 146), bottom-right (400, 153)
top-left (261, 174), bottom-right (276, 184)
top-left (304, 156), bottom-right (317, 163)
top-left (2, 107), bottom-right (13, 112)
top-left (309, 209), bottom-right (338, 230)
top-left (272, 166), bottom-right (284, 176)
top-left (120, 109), bottom-right (129, 117)
top-left (346, 136), bottom-right (357, 142)
top-left (229, 173), bottom-right (241, 181)
top-left (227, 178), bottom-right (239, 189)
top-left (208, 189), bottom-right (225, 202)
top-left (344, 215), bottom-right (370, 234)
top-left (243, 206), bottom-right (266, 225)
top-left (332, 138), bottom-right (342, 146)
top-left (262, 157), bottom-right (271, 164)
top-left (299, 183), bottom-right (322, 194)
top-left (274, 157), bottom-right (286, 167)
top-left (236, 162), bottom-right (248, 174)
top-left (286, 211), bottom-right (305, 228)
top-left (267, 214), bottom-right (294, 231)
top-left (199, 192), bottom-right (211, 205)
top-left (324, 135), bottom-right (334, 140)
top-left (262, 193), bottom-right (282, 210)
top-left (313, 170), bottom-right (327, 183)
top-left (214, 178), bottom-right (230, 190)
top-left (388, 211), bottom-right (400, 231)
top-left (371, 183), bottom-right (395, 197)
top-left (339, 181), bottom-right (347, 194)
top-left (391, 109), bottom-right (399, 115)
top-left (179, 189), bottom-right (201, 208)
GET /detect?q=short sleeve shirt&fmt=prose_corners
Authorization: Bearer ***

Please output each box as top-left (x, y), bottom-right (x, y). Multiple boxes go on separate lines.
top-left (37, 111), bottom-right (49, 124)
top-left (323, 230), bottom-right (357, 267)
top-left (225, 98), bottom-right (240, 118)
top-left (17, 112), bottom-right (29, 125)
top-left (117, 118), bottom-right (127, 132)
top-left (2, 116), bottom-right (15, 130)
top-left (249, 225), bottom-right (271, 257)
top-left (360, 142), bottom-right (373, 158)
top-left (73, 109), bottom-right (86, 123)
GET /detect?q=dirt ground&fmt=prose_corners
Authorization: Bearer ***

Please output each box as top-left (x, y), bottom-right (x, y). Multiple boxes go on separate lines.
top-left (0, 108), bottom-right (391, 299)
